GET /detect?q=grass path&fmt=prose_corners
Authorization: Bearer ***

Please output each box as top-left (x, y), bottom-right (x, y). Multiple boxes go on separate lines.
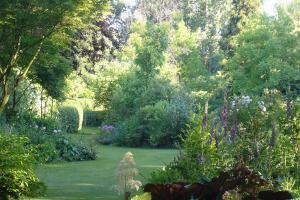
top-left (31, 134), bottom-right (178, 200)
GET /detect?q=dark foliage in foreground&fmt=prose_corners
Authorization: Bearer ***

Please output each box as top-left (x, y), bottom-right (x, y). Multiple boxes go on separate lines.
top-left (144, 164), bottom-right (292, 200)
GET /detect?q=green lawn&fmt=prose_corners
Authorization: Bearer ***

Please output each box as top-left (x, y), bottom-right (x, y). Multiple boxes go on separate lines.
top-left (79, 126), bottom-right (100, 135)
top-left (31, 133), bottom-right (178, 200)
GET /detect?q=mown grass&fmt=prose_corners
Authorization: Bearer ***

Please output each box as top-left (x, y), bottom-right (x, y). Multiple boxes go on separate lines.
top-left (31, 130), bottom-right (178, 200)
top-left (79, 126), bottom-right (100, 135)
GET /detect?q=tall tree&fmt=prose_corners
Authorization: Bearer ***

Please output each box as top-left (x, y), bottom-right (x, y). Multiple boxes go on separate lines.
top-left (136, 0), bottom-right (180, 24)
top-left (135, 23), bottom-right (169, 76)
top-left (0, 0), bottom-right (108, 113)
top-left (227, 13), bottom-right (300, 97)
top-left (221, 0), bottom-right (260, 55)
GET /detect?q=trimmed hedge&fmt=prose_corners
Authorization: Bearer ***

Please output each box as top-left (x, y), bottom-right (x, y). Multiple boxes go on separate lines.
top-left (59, 101), bottom-right (83, 133)
top-left (83, 111), bottom-right (106, 126)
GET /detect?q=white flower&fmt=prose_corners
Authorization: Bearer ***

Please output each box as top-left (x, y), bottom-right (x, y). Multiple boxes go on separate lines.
top-left (129, 180), bottom-right (142, 191)
top-left (241, 95), bottom-right (252, 107)
top-left (231, 100), bottom-right (236, 108)
top-left (53, 129), bottom-right (58, 133)
top-left (264, 88), bottom-right (270, 95)
top-left (270, 89), bottom-right (279, 94)
top-left (57, 129), bottom-right (62, 133)
top-left (41, 127), bottom-right (46, 130)
top-left (115, 152), bottom-right (141, 194)
top-left (258, 101), bottom-right (266, 112)
top-left (34, 125), bottom-right (39, 129)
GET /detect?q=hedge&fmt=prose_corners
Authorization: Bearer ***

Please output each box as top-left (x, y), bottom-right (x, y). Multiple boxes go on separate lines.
top-left (83, 111), bottom-right (106, 126)
top-left (59, 100), bottom-right (83, 133)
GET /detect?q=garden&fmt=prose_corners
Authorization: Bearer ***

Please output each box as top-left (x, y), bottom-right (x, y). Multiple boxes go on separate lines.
top-left (0, 0), bottom-right (300, 200)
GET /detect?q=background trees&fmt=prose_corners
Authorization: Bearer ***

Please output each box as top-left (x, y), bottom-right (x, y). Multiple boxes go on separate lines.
top-left (0, 0), bottom-right (300, 198)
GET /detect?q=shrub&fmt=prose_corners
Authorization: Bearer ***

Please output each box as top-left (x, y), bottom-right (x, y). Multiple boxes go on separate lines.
top-left (149, 104), bottom-right (300, 197)
top-left (33, 117), bottom-right (61, 134)
top-left (107, 73), bottom-right (195, 147)
top-left (59, 104), bottom-right (83, 133)
top-left (113, 97), bottom-right (193, 147)
top-left (0, 134), bottom-right (45, 199)
top-left (28, 133), bottom-right (96, 162)
top-left (33, 142), bottom-right (59, 163)
top-left (114, 115), bottom-right (141, 147)
top-left (149, 155), bottom-right (196, 184)
top-left (55, 136), bottom-right (97, 161)
top-left (15, 124), bottom-right (60, 163)
top-left (137, 101), bottom-right (172, 147)
top-left (96, 124), bottom-right (115, 145)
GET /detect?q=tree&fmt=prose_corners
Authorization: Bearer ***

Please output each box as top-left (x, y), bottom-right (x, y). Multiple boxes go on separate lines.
top-left (0, 0), bottom-right (108, 113)
top-left (228, 14), bottom-right (300, 96)
top-left (135, 23), bottom-right (169, 76)
top-left (221, 0), bottom-right (260, 55)
top-left (179, 0), bottom-right (230, 31)
top-left (71, 0), bottom-right (132, 75)
top-left (136, 0), bottom-right (180, 24)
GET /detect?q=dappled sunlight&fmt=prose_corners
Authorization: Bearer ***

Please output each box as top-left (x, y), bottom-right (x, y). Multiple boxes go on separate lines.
top-left (1, 0), bottom-right (299, 199)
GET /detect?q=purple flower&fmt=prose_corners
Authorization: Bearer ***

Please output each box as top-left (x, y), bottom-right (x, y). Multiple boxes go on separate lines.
top-left (269, 123), bottom-right (276, 149)
top-left (222, 91), bottom-right (228, 136)
top-left (101, 125), bottom-right (114, 132)
top-left (230, 99), bottom-right (238, 143)
top-left (202, 100), bottom-right (209, 129)
top-left (210, 121), bottom-right (218, 148)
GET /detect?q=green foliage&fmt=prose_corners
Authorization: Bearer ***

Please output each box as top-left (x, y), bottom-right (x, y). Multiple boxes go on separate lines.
top-left (29, 131), bottom-right (97, 162)
top-left (0, 0), bottom-right (109, 112)
top-left (109, 75), bottom-right (194, 147)
top-left (32, 116), bottom-right (62, 133)
top-left (59, 106), bottom-right (80, 133)
top-left (31, 53), bottom-right (72, 100)
top-left (108, 72), bottom-right (144, 122)
top-left (59, 101), bottom-right (84, 133)
top-left (0, 134), bottom-right (45, 199)
top-left (83, 111), bottom-right (106, 126)
top-left (228, 14), bottom-right (300, 95)
top-left (55, 137), bottom-right (97, 161)
top-left (279, 176), bottom-right (300, 198)
top-left (135, 23), bottom-right (169, 76)
top-left (65, 73), bottom-right (95, 100)
top-left (150, 101), bottom-right (300, 196)
top-left (149, 155), bottom-right (197, 184)
top-left (93, 61), bottom-right (130, 109)
top-left (4, 112), bottom-right (97, 163)
top-left (139, 101), bottom-right (173, 147)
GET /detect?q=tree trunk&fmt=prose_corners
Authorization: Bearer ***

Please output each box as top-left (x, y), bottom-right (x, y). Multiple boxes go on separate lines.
top-left (40, 89), bottom-right (43, 118)
top-left (0, 40), bottom-right (43, 113)
top-left (0, 82), bottom-right (10, 113)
